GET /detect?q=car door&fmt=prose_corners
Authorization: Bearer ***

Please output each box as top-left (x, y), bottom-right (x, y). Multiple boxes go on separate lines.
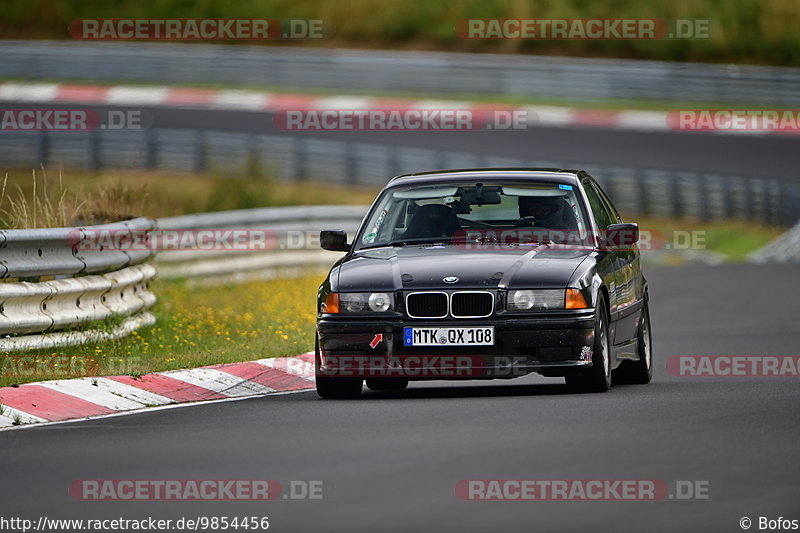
top-left (581, 179), bottom-right (625, 341)
top-left (589, 179), bottom-right (640, 345)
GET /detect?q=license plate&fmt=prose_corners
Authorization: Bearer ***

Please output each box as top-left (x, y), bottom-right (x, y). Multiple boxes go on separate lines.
top-left (403, 326), bottom-right (494, 346)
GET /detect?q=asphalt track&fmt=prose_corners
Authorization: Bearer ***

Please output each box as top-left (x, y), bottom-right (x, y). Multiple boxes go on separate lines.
top-left (16, 102), bottom-right (800, 180)
top-left (2, 263), bottom-right (799, 533)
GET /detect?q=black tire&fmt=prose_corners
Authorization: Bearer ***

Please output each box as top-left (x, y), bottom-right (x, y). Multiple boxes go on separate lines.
top-left (315, 338), bottom-right (362, 399)
top-left (316, 376), bottom-right (363, 399)
top-left (366, 378), bottom-right (409, 391)
top-left (566, 293), bottom-right (611, 393)
top-left (612, 297), bottom-right (653, 385)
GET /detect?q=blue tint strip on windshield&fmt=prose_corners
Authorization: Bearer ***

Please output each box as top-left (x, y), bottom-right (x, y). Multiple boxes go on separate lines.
top-left (559, 184), bottom-right (573, 190)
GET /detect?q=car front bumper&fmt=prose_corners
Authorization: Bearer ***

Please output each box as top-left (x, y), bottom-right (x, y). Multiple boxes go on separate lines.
top-left (316, 311), bottom-right (596, 380)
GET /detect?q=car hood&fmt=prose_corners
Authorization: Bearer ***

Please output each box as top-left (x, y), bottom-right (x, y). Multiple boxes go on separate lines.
top-left (336, 244), bottom-right (592, 291)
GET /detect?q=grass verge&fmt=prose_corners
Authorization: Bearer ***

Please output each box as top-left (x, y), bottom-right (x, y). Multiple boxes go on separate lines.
top-left (633, 216), bottom-right (784, 262)
top-left (0, 272), bottom-right (322, 388)
top-left (1, 168), bottom-right (379, 229)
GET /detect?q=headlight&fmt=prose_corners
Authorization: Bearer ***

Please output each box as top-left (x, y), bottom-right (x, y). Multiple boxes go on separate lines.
top-left (336, 292), bottom-right (394, 313)
top-left (340, 293), bottom-right (367, 313)
top-left (368, 292), bottom-right (392, 312)
top-left (506, 289), bottom-right (564, 311)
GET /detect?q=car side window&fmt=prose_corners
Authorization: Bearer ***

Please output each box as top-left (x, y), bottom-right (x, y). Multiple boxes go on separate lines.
top-left (591, 181), bottom-right (623, 224)
top-left (583, 181), bottom-right (614, 232)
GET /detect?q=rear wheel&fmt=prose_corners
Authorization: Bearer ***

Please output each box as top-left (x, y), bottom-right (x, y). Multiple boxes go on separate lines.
top-left (315, 338), bottom-right (363, 399)
top-left (366, 378), bottom-right (409, 391)
top-left (566, 293), bottom-right (611, 393)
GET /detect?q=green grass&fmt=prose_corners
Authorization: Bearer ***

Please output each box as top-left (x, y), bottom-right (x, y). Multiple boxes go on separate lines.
top-left (0, 273), bottom-right (323, 387)
top-left (2, 0), bottom-right (800, 65)
top-left (632, 216), bottom-right (784, 262)
top-left (1, 168), bottom-right (380, 229)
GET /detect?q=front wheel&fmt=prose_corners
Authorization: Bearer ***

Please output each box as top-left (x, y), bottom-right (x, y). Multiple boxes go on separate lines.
top-left (613, 297), bottom-right (653, 384)
top-left (566, 293), bottom-right (611, 393)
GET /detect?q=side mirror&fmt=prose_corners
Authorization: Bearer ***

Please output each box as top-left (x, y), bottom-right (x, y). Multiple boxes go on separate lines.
top-left (320, 230), bottom-right (350, 252)
top-left (605, 223), bottom-right (639, 249)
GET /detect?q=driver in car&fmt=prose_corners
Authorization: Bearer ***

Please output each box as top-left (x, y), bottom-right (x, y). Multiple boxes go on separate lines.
top-left (517, 195), bottom-right (579, 230)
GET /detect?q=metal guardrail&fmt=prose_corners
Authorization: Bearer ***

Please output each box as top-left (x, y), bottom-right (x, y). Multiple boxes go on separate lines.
top-left (0, 217), bottom-right (155, 279)
top-left (2, 41), bottom-right (800, 106)
top-left (2, 128), bottom-right (798, 225)
top-left (1, 219), bottom-right (158, 352)
top-left (155, 205), bottom-right (365, 281)
top-left (0, 208), bottom-right (366, 351)
top-left (750, 219), bottom-right (800, 263)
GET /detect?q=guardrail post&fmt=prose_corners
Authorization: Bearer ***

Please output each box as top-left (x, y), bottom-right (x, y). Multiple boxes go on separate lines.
top-left (778, 181), bottom-right (792, 225)
top-left (247, 134), bottom-right (262, 178)
top-left (762, 179), bottom-right (774, 225)
top-left (145, 129), bottom-right (157, 170)
top-left (698, 174), bottom-right (711, 222)
top-left (743, 178), bottom-right (755, 221)
top-left (344, 142), bottom-right (357, 185)
top-left (387, 147), bottom-right (401, 177)
top-left (637, 169), bottom-right (650, 217)
top-left (292, 137), bottom-right (307, 181)
top-left (723, 177), bottom-right (736, 219)
top-left (194, 131), bottom-right (206, 173)
top-left (87, 129), bottom-right (101, 172)
top-left (670, 172), bottom-right (684, 219)
top-left (36, 131), bottom-right (49, 166)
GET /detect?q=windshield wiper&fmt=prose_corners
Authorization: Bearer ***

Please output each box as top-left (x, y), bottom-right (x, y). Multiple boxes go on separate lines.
top-left (359, 237), bottom-right (449, 250)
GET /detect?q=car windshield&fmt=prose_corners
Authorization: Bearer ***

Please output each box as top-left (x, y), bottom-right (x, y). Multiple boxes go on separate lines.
top-left (356, 181), bottom-right (591, 250)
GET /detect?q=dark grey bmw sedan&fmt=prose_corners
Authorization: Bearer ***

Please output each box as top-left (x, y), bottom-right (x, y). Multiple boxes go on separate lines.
top-left (315, 168), bottom-right (652, 398)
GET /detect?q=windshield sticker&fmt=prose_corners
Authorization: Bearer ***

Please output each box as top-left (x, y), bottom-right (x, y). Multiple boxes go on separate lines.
top-left (364, 208), bottom-right (389, 243)
top-left (559, 184), bottom-right (573, 191)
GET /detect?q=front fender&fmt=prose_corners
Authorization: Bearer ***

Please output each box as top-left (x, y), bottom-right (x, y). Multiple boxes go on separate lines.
top-left (567, 253), bottom-right (605, 308)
